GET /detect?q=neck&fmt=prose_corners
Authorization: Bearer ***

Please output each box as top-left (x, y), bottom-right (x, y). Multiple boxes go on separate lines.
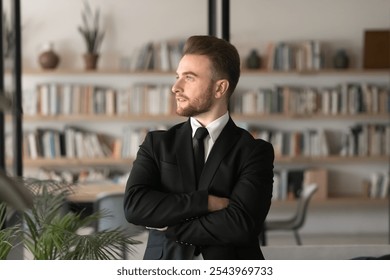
top-left (194, 107), bottom-right (228, 127)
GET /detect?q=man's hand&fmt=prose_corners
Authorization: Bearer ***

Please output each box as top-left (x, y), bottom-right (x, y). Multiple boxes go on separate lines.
top-left (208, 195), bottom-right (229, 212)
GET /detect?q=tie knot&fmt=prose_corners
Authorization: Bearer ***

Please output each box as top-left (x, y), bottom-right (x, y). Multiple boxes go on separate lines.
top-left (194, 127), bottom-right (209, 141)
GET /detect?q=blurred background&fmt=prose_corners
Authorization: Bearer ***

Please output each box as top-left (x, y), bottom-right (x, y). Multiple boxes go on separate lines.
top-left (1, 0), bottom-right (389, 257)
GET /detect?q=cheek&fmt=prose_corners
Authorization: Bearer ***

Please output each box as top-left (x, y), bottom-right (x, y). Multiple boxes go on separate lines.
top-left (184, 82), bottom-right (214, 104)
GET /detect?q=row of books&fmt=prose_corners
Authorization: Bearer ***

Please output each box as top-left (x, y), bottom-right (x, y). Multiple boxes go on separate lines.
top-left (22, 125), bottom-right (168, 160)
top-left (23, 83), bottom-right (176, 116)
top-left (128, 40), bottom-right (185, 72)
top-left (273, 168), bottom-right (328, 201)
top-left (18, 122), bottom-right (390, 161)
top-left (273, 168), bottom-right (389, 201)
top-left (265, 40), bottom-right (323, 71)
top-left (251, 123), bottom-right (390, 158)
top-left (340, 124), bottom-right (390, 157)
top-left (232, 83), bottom-right (389, 115)
top-left (24, 81), bottom-right (389, 118)
top-left (24, 127), bottom-right (115, 160)
top-left (366, 172), bottom-right (389, 199)
top-left (251, 128), bottom-right (329, 158)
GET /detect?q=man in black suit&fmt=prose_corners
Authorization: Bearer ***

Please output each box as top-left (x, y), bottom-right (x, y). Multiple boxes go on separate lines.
top-left (124, 35), bottom-right (274, 260)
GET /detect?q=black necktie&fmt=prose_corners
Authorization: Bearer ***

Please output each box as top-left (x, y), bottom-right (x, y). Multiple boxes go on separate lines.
top-left (193, 127), bottom-right (209, 184)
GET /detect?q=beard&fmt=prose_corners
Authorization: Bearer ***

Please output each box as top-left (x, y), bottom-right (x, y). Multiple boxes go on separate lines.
top-left (175, 84), bottom-right (214, 117)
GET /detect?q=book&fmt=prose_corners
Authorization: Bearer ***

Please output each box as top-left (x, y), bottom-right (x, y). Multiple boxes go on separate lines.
top-left (38, 83), bottom-right (50, 115)
top-left (159, 41), bottom-right (171, 71)
top-left (380, 174), bottom-right (389, 198)
top-left (49, 83), bottom-right (59, 115)
top-left (363, 30), bottom-right (390, 69)
top-left (369, 173), bottom-right (381, 198)
top-left (39, 129), bottom-right (62, 158)
top-left (265, 42), bottom-right (275, 70)
top-left (287, 169), bottom-right (304, 199)
top-left (26, 131), bottom-right (38, 159)
top-left (303, 168), bottom-right (328, 201)
top-left (23, 89), bottom-right (38, 116)
top-left (105, 88), bottom-right (116, 115)
top-left (61, 84), bottom-right (73, 115)
top-left (369, 172), bottom-right (390, 199)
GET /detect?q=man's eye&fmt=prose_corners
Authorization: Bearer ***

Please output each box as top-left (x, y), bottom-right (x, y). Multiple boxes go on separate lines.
top-left (186, 75), bottom-right (194, 80)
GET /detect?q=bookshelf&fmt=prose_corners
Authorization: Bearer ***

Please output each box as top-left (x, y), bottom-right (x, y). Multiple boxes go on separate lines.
top-left (239, 68), bottom-right (389, 201)
top-left (4, 67), bottom-right (388, 201)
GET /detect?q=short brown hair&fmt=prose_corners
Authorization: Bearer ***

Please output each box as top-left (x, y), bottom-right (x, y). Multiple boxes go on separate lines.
top-left (183, 35), bottom-right (240, 99)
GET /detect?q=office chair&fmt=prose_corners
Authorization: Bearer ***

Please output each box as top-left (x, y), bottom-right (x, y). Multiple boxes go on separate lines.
top-left (94, 191), bottom-right (144, 259)
top-left (261, 183), bottom-right (318, 246)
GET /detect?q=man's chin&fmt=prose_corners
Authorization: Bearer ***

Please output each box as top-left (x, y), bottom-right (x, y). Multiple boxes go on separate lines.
top-left (176, 108), bottom-right (195, 118)
top-left (176, 111), bottom-right (191, 117)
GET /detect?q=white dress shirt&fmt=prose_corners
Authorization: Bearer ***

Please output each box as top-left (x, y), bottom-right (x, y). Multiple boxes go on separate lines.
top-left (190, 112), bottom-right (230, 260)
top-left (190, 111), bottom-right (230, 162)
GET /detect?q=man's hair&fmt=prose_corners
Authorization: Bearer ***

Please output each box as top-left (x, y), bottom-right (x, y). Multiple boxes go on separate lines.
top-left (183, 35), bottom-right (240, 99)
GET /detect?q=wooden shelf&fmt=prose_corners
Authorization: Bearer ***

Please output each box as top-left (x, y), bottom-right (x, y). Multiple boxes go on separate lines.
top-left (241, 68), bottom-right (390, 76)
top-left (270, 196), bottom-right (388, 208)
top-left (21, 68), bottom-right (175, 76)
top-left (233, 113), bottom-right (389, 122)
top-left (20, 114), bottom-right (185, 123)
top-left (67, 183), bottom-right (125, 203)
top-left (6, 155), bottom-right (387, 168)
top-left (21, 157), bottom-right (133, 168)
top-left (275, 155), bottom-right (389, 164)
top-left (19, 68), bottom-right (390, 76)
top-left (13, 113), bottom-right (389, 123)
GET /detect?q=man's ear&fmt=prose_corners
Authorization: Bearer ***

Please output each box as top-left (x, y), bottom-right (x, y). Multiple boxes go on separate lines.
top-left (215, 79), bottom-right (229, 99)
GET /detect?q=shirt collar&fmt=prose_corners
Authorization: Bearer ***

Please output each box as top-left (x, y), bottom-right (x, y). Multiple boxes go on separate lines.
top-left (190, 112), bottom-right (229, 143)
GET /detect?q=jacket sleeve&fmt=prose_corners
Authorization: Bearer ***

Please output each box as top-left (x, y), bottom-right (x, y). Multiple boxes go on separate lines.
top-left (123, 132), bottom-right (209, 228)
top-left (166, 140), bottom-right (274, 246)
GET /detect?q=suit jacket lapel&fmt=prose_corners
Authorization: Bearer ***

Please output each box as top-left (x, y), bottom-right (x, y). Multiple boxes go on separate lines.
top-left (198, 118), bottom-right (240, 191)
top-left (175, 119), bottom-right (197, 191)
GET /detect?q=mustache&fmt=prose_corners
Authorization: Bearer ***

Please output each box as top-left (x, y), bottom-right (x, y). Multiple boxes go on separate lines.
top-left (175, 94), bottom-right (188, 99)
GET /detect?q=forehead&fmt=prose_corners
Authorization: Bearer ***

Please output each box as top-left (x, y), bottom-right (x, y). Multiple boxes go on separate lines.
top-left (177, 54), bottom-right (213, 75)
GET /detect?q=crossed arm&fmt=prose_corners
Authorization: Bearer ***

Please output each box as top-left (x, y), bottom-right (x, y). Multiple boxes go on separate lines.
top-left (208, 195), bottom-right (229, 212)
top-left (144, 195), bottom-right (228, 231)
top-left (124, 134), bottom-right (274, 246)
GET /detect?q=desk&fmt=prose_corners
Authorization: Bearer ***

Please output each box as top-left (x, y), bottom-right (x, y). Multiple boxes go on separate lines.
top-left (67, 184), bottom-right (125, 203)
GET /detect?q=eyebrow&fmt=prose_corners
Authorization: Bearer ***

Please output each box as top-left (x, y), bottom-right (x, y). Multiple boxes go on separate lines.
top-left (176, 71), bottom-right (199, 77)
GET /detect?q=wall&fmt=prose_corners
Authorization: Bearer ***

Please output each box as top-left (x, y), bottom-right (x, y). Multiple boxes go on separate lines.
top-left (4, 0), bottom-right (389, 241)
top-left (6, 0), bottom-right (389, 195)
top-left (3, 0), bottom-right (390, 69)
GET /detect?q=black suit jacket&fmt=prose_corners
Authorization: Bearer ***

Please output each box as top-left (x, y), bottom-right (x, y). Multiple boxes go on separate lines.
top-left (124, 117), bottom-right (274, 259)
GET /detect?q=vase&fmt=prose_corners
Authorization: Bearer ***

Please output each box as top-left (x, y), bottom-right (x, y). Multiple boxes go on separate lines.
top-left (333, 49), bottom-right (349, 69)
top-left (38, 42), bottom-right (60, 69)
top-left (246, 49), bottom-right (261, 69)
top-left (83, 53), bottom-right (100, 70)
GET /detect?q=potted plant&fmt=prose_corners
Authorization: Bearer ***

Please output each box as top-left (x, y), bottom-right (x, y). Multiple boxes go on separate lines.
top-left (1, 177), bottom-right (139, 260)
top-left (78, 1), bottom-right (104, 70)
top-left (0, 204), bottom-right (20, 260)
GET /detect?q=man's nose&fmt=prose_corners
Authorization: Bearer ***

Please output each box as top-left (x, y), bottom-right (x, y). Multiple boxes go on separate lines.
top-left (171, 79), bottom-right (182, 94)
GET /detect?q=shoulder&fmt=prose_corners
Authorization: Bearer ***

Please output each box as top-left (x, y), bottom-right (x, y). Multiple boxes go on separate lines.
top-left (146, 121), bottom-right (186, 138)
top-left (143, 121), bottom-right (188, 146)
top-left (231, 122), bottom-right (274, 154)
